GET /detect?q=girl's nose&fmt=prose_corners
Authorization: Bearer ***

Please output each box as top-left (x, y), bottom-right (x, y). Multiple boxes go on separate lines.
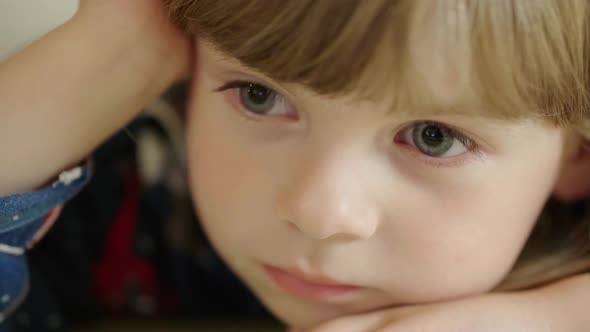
top-left (275, 153), bottom-right (381, 241)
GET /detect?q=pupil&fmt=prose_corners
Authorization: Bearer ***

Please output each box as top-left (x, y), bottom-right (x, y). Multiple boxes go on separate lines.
top-left (247, 85), bottom-right (270, 104)
top-left (421, 125), bottom-right (445, 147)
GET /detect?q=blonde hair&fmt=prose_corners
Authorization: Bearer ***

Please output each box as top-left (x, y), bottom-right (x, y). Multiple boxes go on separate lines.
top-left (168, 0), bottom-right (590, 290)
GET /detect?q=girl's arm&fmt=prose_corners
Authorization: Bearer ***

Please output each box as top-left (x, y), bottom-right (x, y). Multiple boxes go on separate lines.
top-left (303, 274), bottom-right (590, 331)
top-left (0, 0), bottom-right (190, 196)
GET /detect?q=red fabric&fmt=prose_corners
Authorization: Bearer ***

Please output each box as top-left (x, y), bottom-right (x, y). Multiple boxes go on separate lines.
top-left (93, 172), bottom-right (159, 313)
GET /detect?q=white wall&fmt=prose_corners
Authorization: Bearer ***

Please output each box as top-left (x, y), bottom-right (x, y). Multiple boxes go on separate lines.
top-left (0, 0), bottom-right (79, 60)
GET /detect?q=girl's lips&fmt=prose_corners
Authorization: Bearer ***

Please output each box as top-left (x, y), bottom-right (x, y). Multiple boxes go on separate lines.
top-left (263, 265), bottom-right (362, 302)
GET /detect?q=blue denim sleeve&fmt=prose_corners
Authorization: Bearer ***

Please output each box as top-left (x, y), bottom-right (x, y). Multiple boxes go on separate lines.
top-left (0, 161), bottom-right (91, 324)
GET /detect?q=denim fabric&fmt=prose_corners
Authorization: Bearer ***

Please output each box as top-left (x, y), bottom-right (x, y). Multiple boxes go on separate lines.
top-left (0, 162), bottom-right (91, 324)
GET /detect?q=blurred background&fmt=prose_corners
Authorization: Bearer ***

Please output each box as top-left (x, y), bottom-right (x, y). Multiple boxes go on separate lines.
top-left (0, 1), bottom-right (281, 331)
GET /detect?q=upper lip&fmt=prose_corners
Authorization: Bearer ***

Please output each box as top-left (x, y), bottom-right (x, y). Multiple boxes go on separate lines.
top-left (272, 265), bottom-right (360, 288)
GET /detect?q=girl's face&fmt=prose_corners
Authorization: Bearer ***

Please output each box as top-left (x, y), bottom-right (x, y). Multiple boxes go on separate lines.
top-left (187, 40), bottom-right (570, 328)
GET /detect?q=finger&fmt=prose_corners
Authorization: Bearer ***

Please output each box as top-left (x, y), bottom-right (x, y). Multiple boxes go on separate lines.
top-left (379, 303), bottom-right (424, 321)
top-left (376, 315), bottom-right (441, 332)
top-left (306, 311), bottom-right (385, 332)
top-left (304, 303), bottom-right (427, 332)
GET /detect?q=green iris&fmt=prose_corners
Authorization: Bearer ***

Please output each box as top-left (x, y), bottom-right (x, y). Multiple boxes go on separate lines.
top-left (239, 83), bottom-right (277, 114)
top-left (412, 123), bottom-right (454, 157)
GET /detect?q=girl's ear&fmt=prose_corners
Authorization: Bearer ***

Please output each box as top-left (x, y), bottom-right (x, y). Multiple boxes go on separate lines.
top-left (553, 141), bottom-right (590, 202)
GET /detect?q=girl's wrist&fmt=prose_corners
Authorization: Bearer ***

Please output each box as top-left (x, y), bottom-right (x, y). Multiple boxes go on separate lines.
top-left (71, 2), bottom-right (190, 83)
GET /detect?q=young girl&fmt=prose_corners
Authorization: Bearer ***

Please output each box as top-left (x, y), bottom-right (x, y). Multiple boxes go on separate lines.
top-left (1, 0), bottom-right (590, 331)
top-left (171, 0), bottom-right (590, 330)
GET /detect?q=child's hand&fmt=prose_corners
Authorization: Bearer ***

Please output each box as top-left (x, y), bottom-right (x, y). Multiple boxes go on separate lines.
top-left (75, 0), bottom-right (190, 78)
top-left (304, 296), bottom-right (534, 332)
top-left (300, 274), bottom-right (590, 332)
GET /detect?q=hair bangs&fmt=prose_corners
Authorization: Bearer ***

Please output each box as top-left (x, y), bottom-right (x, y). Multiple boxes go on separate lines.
top-left (469, 0), bottom-right (590, 125)
top-left (170, 0), bottom-right (416, 100)
top-left (169, 0), bottom-right (590, 122)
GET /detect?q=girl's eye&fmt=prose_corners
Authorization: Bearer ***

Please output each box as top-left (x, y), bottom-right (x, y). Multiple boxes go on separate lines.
top-left (396, 121), bottom-right (478, 158)
top-left (216, 81), bottom-right (295, 118)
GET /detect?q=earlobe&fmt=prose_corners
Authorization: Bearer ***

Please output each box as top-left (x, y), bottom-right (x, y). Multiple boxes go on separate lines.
top-left (553, 141), bottom-right (590, 202)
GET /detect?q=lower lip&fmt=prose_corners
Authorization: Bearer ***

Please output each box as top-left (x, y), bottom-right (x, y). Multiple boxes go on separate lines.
top-left (263, 265), bottom-right (361, 302)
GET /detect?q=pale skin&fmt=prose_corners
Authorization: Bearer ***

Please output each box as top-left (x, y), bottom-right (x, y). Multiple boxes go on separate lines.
top-left (0, 1), bottom-right (589, 331)
top-left (298, 274), bottom-right (590, 331)
top-left (0, 0), bottom-right (189, 196)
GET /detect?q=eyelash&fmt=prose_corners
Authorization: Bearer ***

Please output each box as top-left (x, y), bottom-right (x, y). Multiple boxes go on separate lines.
top-left (419, 120), bottom-right (479, 152)
top-left (395, 121), bottom-right (482, 167)
top-left (214, 80), bottom-right (296, 119)
top-left (215, 80), bottom-right (260, 93)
